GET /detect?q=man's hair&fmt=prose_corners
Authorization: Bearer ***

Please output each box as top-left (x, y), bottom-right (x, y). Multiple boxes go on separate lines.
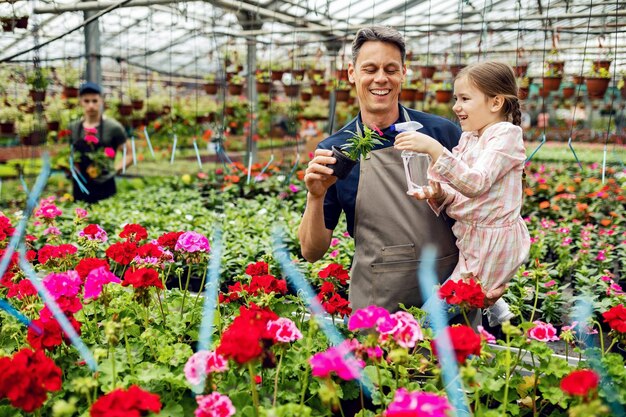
top-left (351, 26), bottom-right (406, 64)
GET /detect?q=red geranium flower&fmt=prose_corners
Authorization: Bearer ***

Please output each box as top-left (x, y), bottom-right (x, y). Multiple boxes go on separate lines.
top-left (245, 261), bottom-right (269, 277)
top-left (90, 385), bottom-right (161, 417)
top-left (27, 318), bottom-right (63, 350)
top-left (119, 223), bottom-right (148, 242)
top-left (431, 325), bottom-right (482, 364)
top-left (75, 258), bottom-right (110, 280)
top-left (0, 348), bottom-right (62, 413)
top-left (317, 292), bottom-right (352, 317)
top-left (248, 275), bottom-right (287, 295)
top-left (156, 231), bottom-right (184, 251)
top-left (439, 278), bottom-right (485, 309)
top-left (217, 305), bottom-right (278, 364)
top-left (560, 369), bottom-right (599, 397)
top-left (318, 263), bottom-right (350, 285)
top-left (602, 304), bottom-right (626, 333)
top-left (123, 268), bottom-right (163, 289)
top-left (137, 243), bottom-right (163, 259)
top-left (105, 241), bottom-right (138, 265)
top-left (6, 279), bottom-right (37, 300)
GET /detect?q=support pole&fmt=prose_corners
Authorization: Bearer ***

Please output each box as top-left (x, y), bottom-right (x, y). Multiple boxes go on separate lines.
top-left (84, 1), bottom-right (102, 85)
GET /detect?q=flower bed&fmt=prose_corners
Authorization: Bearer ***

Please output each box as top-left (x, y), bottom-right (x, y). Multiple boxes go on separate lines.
top-left (0, 161), bottom-right (625, 416)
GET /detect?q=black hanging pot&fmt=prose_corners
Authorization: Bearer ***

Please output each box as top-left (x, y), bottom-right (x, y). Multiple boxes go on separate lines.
top-left (328, 145), bottom-right (357, 180)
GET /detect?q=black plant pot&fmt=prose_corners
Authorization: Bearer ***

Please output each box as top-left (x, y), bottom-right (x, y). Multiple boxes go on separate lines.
top-left (328, 145), bottom-right (357, 180)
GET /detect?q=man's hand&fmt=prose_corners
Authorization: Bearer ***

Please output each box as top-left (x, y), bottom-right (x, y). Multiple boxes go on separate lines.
top-left (305, 149), bottom-right (338, 198)
top-left (484, 284), bottom-right (507, 307)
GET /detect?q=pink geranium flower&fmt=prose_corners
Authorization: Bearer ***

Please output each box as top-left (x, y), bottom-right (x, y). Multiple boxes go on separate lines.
top-left (377, 311), bottom-right (423, 348)
top-left (385, 388), bottom-right (451, 417)
top-left (84, 267), bottom-right (121, 300)
top-left (195, 392), bottom-right (235, 417)
top-left (477, 325), bottom-right (496, 344)
top-left (309, 345), bottom-right (364, 381)
top-left (84, 134), bottom-right (99, 144)
top-left (104, 147), bottom-right (116, 158)
top-left (75, 207), bottom-right (88, 219)
top-left (175, 231), bottom-right (210, 253)
top-left (528, 321), bottom-right (559, 342)
top-left (348, 305), bottom-right (391, 331)
top-left (266, 318), bottom-right (303, 343)
top-left (184, 350), bottom-right (228, 386)
top-left (35, 204), bottom-right (62, 219)
top-left (43, 271), bottom-right (82, 299)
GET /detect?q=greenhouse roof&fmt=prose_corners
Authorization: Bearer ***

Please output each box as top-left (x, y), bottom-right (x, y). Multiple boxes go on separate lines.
top-left (1, 0), bottom-right (625, 80)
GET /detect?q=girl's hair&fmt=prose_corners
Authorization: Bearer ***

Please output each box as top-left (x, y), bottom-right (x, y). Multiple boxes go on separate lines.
top-left (455, 62), bottom-right (522, 126)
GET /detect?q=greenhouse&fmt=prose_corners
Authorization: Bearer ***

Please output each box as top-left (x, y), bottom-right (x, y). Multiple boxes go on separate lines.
top-left (0, 0), bottom-right (626, 416)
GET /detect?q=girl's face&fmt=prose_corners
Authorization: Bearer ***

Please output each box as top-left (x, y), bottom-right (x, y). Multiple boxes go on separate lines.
top-left (452, 76), bottom-right (504, 137)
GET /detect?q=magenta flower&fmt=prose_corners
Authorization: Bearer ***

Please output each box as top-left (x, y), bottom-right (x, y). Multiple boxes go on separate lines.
top-left (184, 350), bottom-right (228, 386)
top-left (43, 271), bottom-right (82, 299)
top-left (596, 250), bottom-right (607, 261)
top-left (43, 226), bottom-right (61, 236)
top-left (84, 267), bottom-right (121, 300)
top-left (195, 392), bottom-right (235, 417)
top-left (528, 321), bottom-right (559, 342)
top-left (104, 147), bottom-right (116, 158)
top-left (175, 231), bottom-right (210, 253)
top-left (348, 305), bottom-right (391, 331)
top-left (309, 345), bottom-right (364, 381)
top-left (384, 389), bottom-right (451, 417)
top-left (75, 207), bottom-right (88, 219)
top-left (477, 325), bottom-right (496, 344)
top-left (266, 318), bottom-right (303, 343)
top-left (288, 184), bottom-right (300, 193)
top-left (84, 134), bottom-right (99, 144)
top-left (84, 127), bottom-right (97, 134)
top-left (330, 238), bottom-right (340, 247)
top-left (378, 311), bottom-right (423, 348)
top-left (35, 204), bottom-right (62, 219)
top-left (78, 224), bottom-right (108, 242)
top-left (544, 280), bottom-right (556, 288)
top-left (329, 250), bottom-right (339, 258)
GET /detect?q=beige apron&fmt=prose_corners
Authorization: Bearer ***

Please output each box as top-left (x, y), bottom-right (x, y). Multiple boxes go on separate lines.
top-left (349, 110), bottom-right (459, 313)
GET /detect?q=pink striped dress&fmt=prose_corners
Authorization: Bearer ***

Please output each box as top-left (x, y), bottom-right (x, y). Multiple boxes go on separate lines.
top-left (427, 122), bottom-right (530, 290)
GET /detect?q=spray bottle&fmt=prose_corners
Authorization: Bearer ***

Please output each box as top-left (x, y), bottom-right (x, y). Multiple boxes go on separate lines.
top-left (390, 121), bottom-right (431, 194)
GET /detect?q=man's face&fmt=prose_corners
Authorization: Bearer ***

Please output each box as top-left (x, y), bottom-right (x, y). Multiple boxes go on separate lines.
top-left (79, 93), bottom-right (102, 118)
top-left (348, 41), bottom-right (406, 117)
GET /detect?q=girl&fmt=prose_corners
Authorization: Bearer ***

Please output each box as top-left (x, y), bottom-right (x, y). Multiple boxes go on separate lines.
top-left (394, 61), bottom-right (530, 326)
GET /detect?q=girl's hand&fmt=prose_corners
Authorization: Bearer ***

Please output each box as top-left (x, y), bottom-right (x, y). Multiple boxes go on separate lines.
top-left (410, 180), bottom-right (444, 201)
top-left (394, 131), bottom-right (444, 161)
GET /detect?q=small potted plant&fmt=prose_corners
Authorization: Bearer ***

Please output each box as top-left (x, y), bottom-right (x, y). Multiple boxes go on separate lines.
top-left (57, 65), bottom-right (80, 98)
top-left (26, 68), bottom-right (50, 102)
top-left (204, 73), bottom-right (218, 95)
top-left (255, 70), bottom-right (272, 94)
top-left (300, 86), bottom-right (312, 102)
top-left (0, 105), bottom-right (20, 135)
top-left (400, 80), bottom-right (418, 102)
top-left (517, 77), bottom-right (530, 100)
top-left (227, 74), bottom-right (245, 95)
top-left (310, 74), bottom-right (327, 96)
top-left (45, 99), bottom-right (64, 132)
top-left (585, 67), bottom-right (611, 100)
top-left (334, 80), bottom-right (352, 102)
top-left (432, 81), bottom-right (453, 103)
top-left (328, 125), bottom-right (386, 179)
top-left (283, 74), bottom-right (302, 98)
top-left (128, 83), bottom-right (144, 110)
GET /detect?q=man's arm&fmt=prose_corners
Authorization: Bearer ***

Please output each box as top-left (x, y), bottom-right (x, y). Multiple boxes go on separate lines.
top-left (298, 148), bottom-right (338, 262)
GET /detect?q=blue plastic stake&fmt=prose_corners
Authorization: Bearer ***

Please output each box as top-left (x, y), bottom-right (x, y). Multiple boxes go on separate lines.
top-left (19, 175), bottom-right (29, 195)
top-left (193, 140), bottom-right (203, 170)
top-left (194, 228), bottom-right (223, 393)
top-left (601, 143), bottom-right (608, 184)
top-left (131, 136), bottom-right (137, 166)
top-left (282, 153), bottom-right (301, 185)
top-left (525, 134), bottom-right (547, 164)
top-left (567, 137), bottom-right (583, 169)
top-left (170, 134), bottom-right (178, 165)
top-left (122, 145), bottom-right (127, 175)
top-left (246, 153), bottom-right (253, 185)
top-left (0, 153), bottom-right (50, 281)
top-left (418, 245), bottom-right (471, 417)
top-left (271, 227), bottom-right (374, 398)
top-left (69, 166), bottom-right (90, 195)
top-left (144, 127), bottom-right (156, 159)
top-left (572, 299), bottom-right (626, 416)
top-left (19, 253), bottom-right (97, 371)
top-left (69, 148), bottom-right (88, 184)
top-left (0, 299), bottom-right (42, 334)
top-left (256, 154), bottom-right (274, 181)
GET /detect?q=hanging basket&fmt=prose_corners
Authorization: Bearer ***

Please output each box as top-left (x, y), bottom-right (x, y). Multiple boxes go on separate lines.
top-left (271, 70), bottom-right (285, 82)
top-left (47, 121), bottom-right (59, 132)
top-left (311, 84), bottom-right (326, 96)
top-left (0, 122), bottom-right (15, 134)
top-left (29, 90), bottom-right (46, 102)
top-left (118, 104), bottom-right (133, 116)
top-left (21, 130), bottom-right (46, 146)
top-left (335, 89), bottom-right (351, 102)
top-left (63, 86), bottom-right (79, 98)
top-left (585, 77), bottom-right (610, 100)
top-left (131, 100), bottom-right (144, 110)
top-left (547, 61), bottom-right (565, 74)
top-left (435, 90), bottom-right (453, 103)
top-left (131, 119), bottom-right (143, 129)
top-left (204, 83), bottom-right (218, 95)
top-left (419, 65), bottom-right (437, 79)
top-left (145, 111), bottom-right (159, 122)
top-left (561, 87), bottom-right (575, 99)
top-left (300, 91), bottom-right (312, 102)
top-left (400, 88), bottom-right (417, 102)
top-left (337, 69), bottom-right (349, 81)
top-left (227, 84), bottom-right (243, 95)
top-left (517, 87), bottom-right (529, 100)
top-left (542, 76), bottom-right (562, 92)
top-left (290, 69), bottom-right (306, 79)
top-left (592, 60), bottom-right (612, 72)
top-left (450, 64), bottom-right (466, 77)
top-left (284, 84), bottom-right (300, 97)
top-left (513, 64), bottom-right (528, 77)
top-left (308, 69), bottom-right (325, 80)
top-left (256, 82), bottom-right (271, 94)
top-left (415, 91), bottom-right (425, 101)
top-left (225, 106), bottom-right (235, 116)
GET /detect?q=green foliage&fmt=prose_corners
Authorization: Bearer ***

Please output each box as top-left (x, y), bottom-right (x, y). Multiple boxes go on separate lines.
top-left (341, 125), bottom-right (386, 161)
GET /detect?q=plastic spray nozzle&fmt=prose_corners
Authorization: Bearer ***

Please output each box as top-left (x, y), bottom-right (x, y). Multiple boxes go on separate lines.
top-left (390, 121), bottom-right (424, 133)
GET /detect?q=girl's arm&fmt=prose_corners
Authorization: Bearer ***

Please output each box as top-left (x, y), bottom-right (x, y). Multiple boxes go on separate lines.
top-left (428, 124), bottom-right (525, 198)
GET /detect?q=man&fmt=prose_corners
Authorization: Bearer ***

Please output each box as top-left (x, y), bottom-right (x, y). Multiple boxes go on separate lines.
top-left (298, 26), bottom-right (505, 314)
top-left (69, 82), bottom-right (129, 203)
